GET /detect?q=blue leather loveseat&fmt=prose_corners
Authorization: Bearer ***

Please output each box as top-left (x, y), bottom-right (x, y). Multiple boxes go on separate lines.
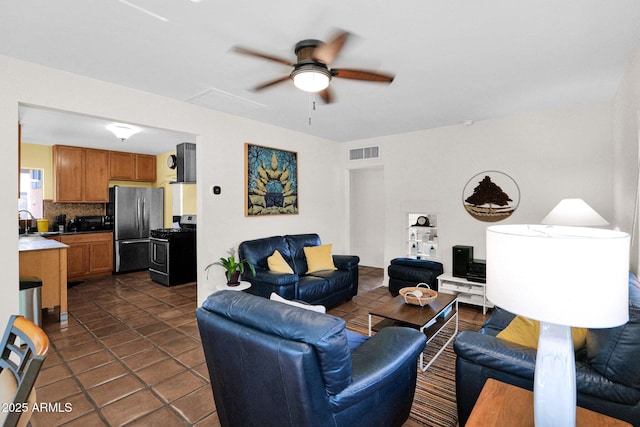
top-left (238, 233), bottom-right (359, 308)
top-left (454, 273), bottom-right (640, 426)
top-left (196, 290), bottom-right (426, 427)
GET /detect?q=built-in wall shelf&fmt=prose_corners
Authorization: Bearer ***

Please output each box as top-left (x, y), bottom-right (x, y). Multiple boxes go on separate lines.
top-left (405, 212), bottom-right (439, 260)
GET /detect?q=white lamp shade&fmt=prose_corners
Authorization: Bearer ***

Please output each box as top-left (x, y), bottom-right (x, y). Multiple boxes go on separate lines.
top-left (541, 199), bottom-right (609, 226)
top-left (486, 224), bottom-right (629, 328)
top-left (292, 70), bottom-right (330, 92)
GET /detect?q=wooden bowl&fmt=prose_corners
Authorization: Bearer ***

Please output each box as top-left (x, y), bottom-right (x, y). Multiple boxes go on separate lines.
top-left (399, 283), bottom-right (438, 306)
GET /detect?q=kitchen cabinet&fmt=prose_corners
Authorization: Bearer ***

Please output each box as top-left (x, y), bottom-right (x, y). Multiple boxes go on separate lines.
top-left (52, 232), bottom-right (113, 281)
top-left (19, 237), bottom-right (68, 321)
top-left (135, 154), bottom-right (156, 181)
top-left (109, 151), bottom-right (135, 180)
top-left (84, 148), bottom-right (110, 201)
top-left (53, 145), bottom-right (109, 202)
top-left (109, 151), bottom-right (156, 182)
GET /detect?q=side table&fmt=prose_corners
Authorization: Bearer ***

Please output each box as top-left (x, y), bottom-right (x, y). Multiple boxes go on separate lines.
top-left (466, 379), bottom-right (632, 427)
top-left (437, 274), bottom-right (494, 314)
top-left (216, 280), bottom-right (251, 292)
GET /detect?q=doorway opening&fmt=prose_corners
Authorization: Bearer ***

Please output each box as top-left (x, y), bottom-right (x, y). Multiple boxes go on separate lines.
top-left (349, 167), bottom-right (385, 268)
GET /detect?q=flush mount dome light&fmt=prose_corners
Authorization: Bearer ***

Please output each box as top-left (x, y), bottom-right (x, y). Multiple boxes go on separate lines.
top-left (291, 63), bottom-right (331, 92)
top-left (106, 123), bottom-right (141, 141)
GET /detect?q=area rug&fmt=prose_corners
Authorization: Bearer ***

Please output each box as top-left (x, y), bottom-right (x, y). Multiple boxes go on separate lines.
top-left (346, 312), bottom-right (483, 427)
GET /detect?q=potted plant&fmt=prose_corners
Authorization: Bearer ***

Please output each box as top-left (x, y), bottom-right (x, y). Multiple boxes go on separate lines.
top-left (206, 249), bottom-right (256, 286)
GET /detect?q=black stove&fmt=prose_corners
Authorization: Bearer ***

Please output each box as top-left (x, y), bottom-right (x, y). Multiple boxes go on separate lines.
top-left (149, 215), bottom-right (197, 286)
top-left (150, 214), bottom-right (196, 239)
top-left (150, 228), bottom-right (195, 239)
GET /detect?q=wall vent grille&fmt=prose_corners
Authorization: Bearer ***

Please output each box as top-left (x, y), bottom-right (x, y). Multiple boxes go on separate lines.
top-left (349, 146), bottom-right (380, 160)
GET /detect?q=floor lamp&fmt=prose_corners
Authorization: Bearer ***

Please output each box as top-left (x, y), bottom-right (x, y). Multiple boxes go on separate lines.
top-left (486, 224), bottom-right (629, 427)
top-left (541, 198), bottom-right (609, 227)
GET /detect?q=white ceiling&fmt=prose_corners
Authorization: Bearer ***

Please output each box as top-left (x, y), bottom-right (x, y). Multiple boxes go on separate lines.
top-left (4, 0), bottom-right (640, 152)
top-left (18, 106), bottom-right (196, 155)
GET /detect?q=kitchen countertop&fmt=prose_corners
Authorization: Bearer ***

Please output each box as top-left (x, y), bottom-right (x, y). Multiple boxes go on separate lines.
top-left (18, 234), bottom-right (69, 252)
top-left (18, 230), bottom-right (113, 251)
top-left (21, 230), bottom-right (113, 237)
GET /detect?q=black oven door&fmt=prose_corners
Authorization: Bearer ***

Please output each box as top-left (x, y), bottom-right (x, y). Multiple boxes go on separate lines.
top-left (149, 238), bottom-right (169, 278)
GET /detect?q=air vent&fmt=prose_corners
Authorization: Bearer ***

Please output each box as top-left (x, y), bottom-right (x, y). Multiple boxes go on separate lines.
top-left (349, 146), bottom-right (380, 160)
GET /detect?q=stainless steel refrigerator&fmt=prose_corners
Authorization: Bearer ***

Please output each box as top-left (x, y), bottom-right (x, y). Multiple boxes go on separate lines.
top-left (109, 186), bottom-right (164, 273)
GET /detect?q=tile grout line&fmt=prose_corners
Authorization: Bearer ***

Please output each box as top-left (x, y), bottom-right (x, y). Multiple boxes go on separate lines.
top-left (57, 278), bottom-right (206, 426)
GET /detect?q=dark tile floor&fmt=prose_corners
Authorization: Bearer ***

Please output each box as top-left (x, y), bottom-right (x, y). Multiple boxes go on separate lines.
top-left (31, 266), bottom-right (486, 426)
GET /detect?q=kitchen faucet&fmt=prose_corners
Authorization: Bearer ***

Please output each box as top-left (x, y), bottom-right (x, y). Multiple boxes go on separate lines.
top-left (18, 209), bottom-right (37, 234)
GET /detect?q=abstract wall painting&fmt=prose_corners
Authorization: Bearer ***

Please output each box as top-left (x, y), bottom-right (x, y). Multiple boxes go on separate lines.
top-left (245, 143), bottom-right (298, 216)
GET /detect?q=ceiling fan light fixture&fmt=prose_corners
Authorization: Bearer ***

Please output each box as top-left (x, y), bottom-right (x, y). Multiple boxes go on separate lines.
top-left (106, 123), bottom-right (141, 141)
top-left (291, 66), bottom-right (331, 93)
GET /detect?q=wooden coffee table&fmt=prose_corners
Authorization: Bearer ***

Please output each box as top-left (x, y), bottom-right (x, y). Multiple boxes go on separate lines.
top-left (466, 379), bottom-right (632, 426)
top-left (368, 292), bottom-right (458, 371)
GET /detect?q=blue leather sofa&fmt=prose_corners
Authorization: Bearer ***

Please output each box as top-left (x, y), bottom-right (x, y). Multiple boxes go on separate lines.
top-left (196, 290), bottom-right (426, 427)
top-left (238, 233), bottom-right (359, 308)
top-left (454, 273), bottom-right (640, 426)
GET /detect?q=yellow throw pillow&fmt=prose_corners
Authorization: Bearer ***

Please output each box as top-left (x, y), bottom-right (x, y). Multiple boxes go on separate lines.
top-left (267, 250), bottom-right (294, 274)
top-left (303, 244), bottom-right (337, 274)
top-left (497, 315), bottom-right (588, 350)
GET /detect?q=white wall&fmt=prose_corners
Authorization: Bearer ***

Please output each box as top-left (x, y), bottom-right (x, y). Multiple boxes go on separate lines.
top-left (613, 41), bottom-right (640, 274)
top-left (4, 45), bottom-right (637, 323)
top-left (0, 54), bottom-right (344, 324)
top-left (349, 166), bottom-right (385, 267)
top-left (343, 102), bottom-right (614, 277)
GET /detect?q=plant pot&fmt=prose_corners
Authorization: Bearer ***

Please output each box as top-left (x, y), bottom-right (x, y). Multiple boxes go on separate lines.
top-left (227, 271), bottom-right (241, 286)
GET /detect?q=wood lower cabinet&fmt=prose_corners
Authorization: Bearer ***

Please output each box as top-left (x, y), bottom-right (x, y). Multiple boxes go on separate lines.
top-left (53, 145), bottom-right (109, 202)
top-left (54, 232), bottom-right (113, 281)
top-left (19, 246), bottom-right (68, 321)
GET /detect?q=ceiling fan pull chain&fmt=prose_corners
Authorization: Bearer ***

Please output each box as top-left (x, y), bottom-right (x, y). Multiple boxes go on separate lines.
top-left (308, 93), bottom-right (313, 126)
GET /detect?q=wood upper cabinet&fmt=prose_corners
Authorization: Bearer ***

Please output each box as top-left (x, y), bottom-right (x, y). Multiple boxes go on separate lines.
top-left (109, 151), bottom-right (135, 180)
top-left (53, 145), bottom-right (109, 202)
top-left (135, 154), bottom-right (156, 182)
top-left (84, 148), bottom-right (109, 201)
top-left (110, 151), bottom-right (156, 182)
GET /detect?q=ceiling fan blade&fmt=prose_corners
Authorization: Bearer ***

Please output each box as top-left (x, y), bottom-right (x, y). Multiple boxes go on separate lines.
top-left (313, 30), bottom-right (350, 64)
top-left (332, 68), bottom-right (395, 83)
top-left (318, 87), bottom-right (334, 104)
top-left (232, 46), bottom-right (294, 66)
top-left (253, 76), bottom-right (291, 91)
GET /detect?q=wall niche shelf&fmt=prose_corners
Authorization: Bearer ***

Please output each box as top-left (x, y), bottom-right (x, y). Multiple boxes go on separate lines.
top-left (405, 213), bottom-right (439, 260)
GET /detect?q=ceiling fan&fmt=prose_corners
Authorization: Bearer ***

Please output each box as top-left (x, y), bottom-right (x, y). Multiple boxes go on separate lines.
top-left (232, 30), bottom-right (395, 103)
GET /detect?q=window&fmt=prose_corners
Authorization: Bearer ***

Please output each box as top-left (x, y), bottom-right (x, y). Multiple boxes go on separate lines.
top-left (18, 169), bottom-right (44, 219)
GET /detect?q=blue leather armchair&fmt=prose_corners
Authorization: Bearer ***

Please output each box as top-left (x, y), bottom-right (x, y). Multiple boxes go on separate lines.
top-left (454, 273), bottom-right (640, 426)
top-left (238, 233), bottom-right (359, 308)
top-left (196, 291), bottom-right (426, 427)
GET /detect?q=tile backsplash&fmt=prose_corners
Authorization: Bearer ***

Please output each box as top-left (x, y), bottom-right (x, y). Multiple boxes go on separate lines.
top-left (43, 201), bottom-right (105, 228)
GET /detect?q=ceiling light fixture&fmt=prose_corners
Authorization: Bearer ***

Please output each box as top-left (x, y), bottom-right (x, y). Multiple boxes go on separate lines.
top-left (106, 123), bottom-right (141, 141)
top-left (291, 64), bottom-right (331, 93)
